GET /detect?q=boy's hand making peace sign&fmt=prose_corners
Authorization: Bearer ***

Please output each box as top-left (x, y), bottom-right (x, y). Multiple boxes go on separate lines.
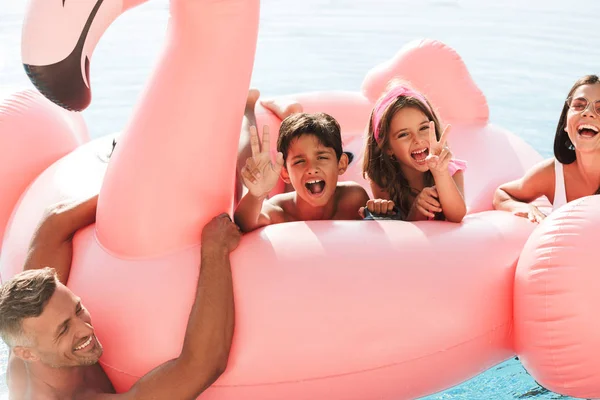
top-left (240, 125), bottom-right (285, 198)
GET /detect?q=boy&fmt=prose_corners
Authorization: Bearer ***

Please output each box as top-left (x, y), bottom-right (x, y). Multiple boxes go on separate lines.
top-left (234, 97), bottom-right (369, 232)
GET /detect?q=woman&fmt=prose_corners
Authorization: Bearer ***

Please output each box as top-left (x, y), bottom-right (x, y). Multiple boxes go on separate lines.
top-left (494, 75), bottom-right (600, 222)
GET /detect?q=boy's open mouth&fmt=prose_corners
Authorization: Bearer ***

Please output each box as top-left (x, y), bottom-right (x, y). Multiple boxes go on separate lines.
top-left (411, 147), bottom-right (429, 163)
top-left (305, 179), bottom-right (325, 195)
top-left (577, 124), bottom-right (599, 138)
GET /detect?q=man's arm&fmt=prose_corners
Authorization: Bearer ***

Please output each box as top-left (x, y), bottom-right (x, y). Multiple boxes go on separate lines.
top-left (24, 195), bottom-right (98, 283)
top-left (89, 213), bottom-right (240, 400)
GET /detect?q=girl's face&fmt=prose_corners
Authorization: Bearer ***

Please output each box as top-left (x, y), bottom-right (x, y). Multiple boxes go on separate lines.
top-left (386, 106), bottom-right (432, 173)
top-left (565, 83), bottom-right (600, 154)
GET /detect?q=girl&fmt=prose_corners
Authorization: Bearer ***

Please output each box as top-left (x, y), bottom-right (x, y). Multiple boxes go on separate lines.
top-left (494, 75), bottom-right (600, 222)
top-left (362, 83), bottom-right (467, 222)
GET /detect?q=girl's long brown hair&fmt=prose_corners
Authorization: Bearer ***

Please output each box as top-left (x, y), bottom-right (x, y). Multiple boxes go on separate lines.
top-left (362, 90), bottom-right (443, 219)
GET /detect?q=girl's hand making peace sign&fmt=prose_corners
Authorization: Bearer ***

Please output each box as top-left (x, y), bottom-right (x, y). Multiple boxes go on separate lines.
top-left (425, 121), bottom-right (453, 175)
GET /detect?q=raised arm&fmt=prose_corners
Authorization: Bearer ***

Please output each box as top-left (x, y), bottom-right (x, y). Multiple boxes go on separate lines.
top-left (493, 158), bottom-right (554, 222)
top-left (421, 123), bottom-right (466, 223)
top-left (94, 213), bottom-right (240, 400)
top-left (24, 195), bottom-right (98, 283)
top-left (432, 171), bottom-right (466, 223)
top-left (234, 125), bottom-right (284, 232)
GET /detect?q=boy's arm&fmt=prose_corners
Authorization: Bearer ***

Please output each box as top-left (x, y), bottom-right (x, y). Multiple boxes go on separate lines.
top-left (234, 194), bottom-right (284, 232)
top-left (24, 195), bottom-right (98, 284)
top-left (235, 124), bottom-right (284, 233)
top-left (86, 214), bottom-right (240, 400)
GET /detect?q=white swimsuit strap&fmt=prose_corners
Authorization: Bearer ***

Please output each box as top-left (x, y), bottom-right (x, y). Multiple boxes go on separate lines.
top-left (553, 160), bottom-right (567, 211)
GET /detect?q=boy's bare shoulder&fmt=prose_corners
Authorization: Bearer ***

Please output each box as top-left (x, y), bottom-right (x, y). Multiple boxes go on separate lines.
top-left (335, 181), bottom-right (370, 219)
top-left (265, 192), bottom-right (295, 222)
top-left (337, 181), bottom-right (369, 198)
top-left (267, 192), bottom-right (295, 207)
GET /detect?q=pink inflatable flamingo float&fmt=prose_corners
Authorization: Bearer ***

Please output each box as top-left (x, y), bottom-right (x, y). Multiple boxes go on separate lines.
top-left (2, 0), bottom-right (600, 399)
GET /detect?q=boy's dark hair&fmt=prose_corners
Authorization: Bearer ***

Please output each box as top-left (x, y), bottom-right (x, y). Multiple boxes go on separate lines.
top-left (277, 113), bottom-right (343, 163)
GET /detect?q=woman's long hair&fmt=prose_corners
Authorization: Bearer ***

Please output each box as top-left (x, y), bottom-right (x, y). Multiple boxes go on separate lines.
top-left (554, 75), bottom-right (600, 164)
top-left (553, 75), bottom-right (600, 194)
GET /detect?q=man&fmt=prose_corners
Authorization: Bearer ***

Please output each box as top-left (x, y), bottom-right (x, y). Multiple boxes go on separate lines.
top-left (0, 195), bottom-right (241, 399)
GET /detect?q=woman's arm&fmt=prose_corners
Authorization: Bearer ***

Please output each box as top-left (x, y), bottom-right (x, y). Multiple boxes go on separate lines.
top-left (493, 158), bottom-right (554, 222)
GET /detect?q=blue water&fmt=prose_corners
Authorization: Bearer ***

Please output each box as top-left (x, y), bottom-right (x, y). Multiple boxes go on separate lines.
top-left (1, 0), bottom-right (599, 398)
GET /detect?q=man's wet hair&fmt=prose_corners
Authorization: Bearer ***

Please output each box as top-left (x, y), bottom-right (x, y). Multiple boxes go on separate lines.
top-left (0, 268), bottom-right (58, 347)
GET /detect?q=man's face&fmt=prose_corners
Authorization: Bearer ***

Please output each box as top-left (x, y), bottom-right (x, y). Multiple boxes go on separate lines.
top-left (19, 283), bottom-right (103, 368)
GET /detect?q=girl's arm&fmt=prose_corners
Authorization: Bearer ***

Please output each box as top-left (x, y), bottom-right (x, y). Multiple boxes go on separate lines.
top-left (432, 170), bottom-right (466, 223)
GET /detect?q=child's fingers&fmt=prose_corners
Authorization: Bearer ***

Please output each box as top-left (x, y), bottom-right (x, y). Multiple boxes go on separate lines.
top-left (424, 186), bottom-right (439, 198)
top-left (365, 199), bottom-right (374, 212)
top-left (419, 191), bottom-right (440, 208)
top-left (439, 148), bottom-right (451, 163)
top-left (245, 158), bottom-right (261, 179)
top-left (261, 125), bottom-right (271, 153)
top-left (241, 167), bottom-right (258, 185)
top-left (439, 124), bottom-right (452, 148)
top-left (274, 152), bottom-right (285, 170)
top-left (417, 203), bottom-right (435, 219)
top-left (367, 199), bottom-right (395, 215)
top-left (421, 190), bottom-right (440, 205)
top-left (371, 199), bottom-right (389, 214)
top-left (426, 154), bottom-right (439, 169)
top-left (385, 200), bottom-right (395, 213)
top-left (421, 197), bottom-right (442, 212)
top-left (249, 126), bottom-right (261, 157)
top-left (427, 201), bottom-right (442, 213)
top-left (372, 199), bottom-right (383, 214)
top-left (429, 121), bottom-right (436, 145)
top-left (245, 157), bottom-right (255, 168)
top-left (378, 199), bottom-right (393, 214)
top-left (358, 207), bottom-right (365, 218)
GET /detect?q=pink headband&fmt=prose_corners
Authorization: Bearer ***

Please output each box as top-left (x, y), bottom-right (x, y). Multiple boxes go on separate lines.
top-left (372, 85), bottom-right (431, 143)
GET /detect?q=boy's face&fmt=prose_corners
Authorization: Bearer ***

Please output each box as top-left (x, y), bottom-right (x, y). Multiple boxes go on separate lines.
top-left (281, 134), bottom-right (348, 208)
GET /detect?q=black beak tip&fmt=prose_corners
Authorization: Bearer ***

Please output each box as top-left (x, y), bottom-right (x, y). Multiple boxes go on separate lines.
top-left (23, 63), bottom-right (91, 112)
